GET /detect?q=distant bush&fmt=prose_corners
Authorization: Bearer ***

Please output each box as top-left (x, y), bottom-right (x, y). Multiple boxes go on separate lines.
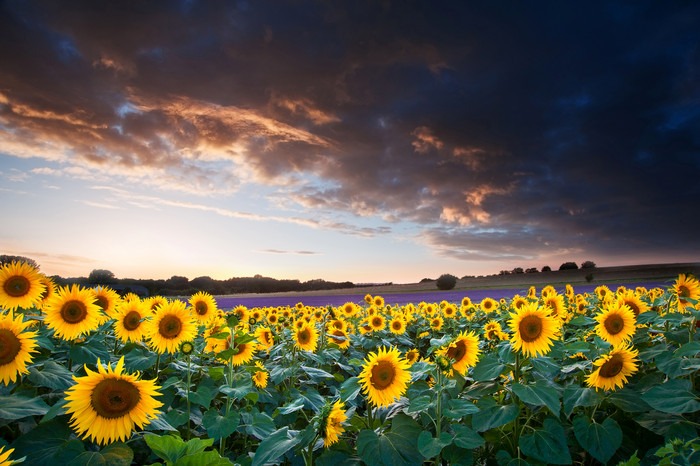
top-left (581, 261), bottom-right (597, 269)
top-left (436, 274), bottom-right (458, 290)
top-left (525, 267), bottom-right (539, 273)
top-left (541, 265), bottom-right (552, 272)
top-left (559, 262), bottom-right (579, 270)
top-left (585, 273), bottom-right (594, 282)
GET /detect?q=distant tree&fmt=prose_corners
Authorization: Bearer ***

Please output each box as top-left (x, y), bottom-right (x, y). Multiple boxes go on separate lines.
top-left (166, 275), bottom-right (190, 291)
top-left (581, 261), bottom-right (597, 269)
top-left (88, 269), bottom-right (116, 284)
top-left (190, 276), bottom-right (215, 292)
top-left (420, 278), bottom-right (435, 283)
top-left (541, 265), bottom-right (552, 272)
top-left (499, 270), bottom-right (510, 276)
top-left (436, 274), bottom-right (458, 290)
top-left (525, 267), bottom-right (539, 273)
top-left (512, 267), bottom-right (524, 274)
top-left (0, 255), bottom-right (39, 269)
top-left (559, 262), bottom-right (579, 271)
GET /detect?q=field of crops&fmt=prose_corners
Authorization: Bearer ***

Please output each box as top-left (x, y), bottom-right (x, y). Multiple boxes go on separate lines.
top-left (0, 261), bottom-right (698, 465)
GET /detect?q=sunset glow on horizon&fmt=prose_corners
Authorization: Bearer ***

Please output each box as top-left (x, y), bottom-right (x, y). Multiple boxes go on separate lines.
top-left (1, 1), bottom-right (699, 283)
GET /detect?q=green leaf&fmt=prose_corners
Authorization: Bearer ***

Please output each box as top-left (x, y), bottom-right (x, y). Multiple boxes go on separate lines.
top-left (100, 442), bottom-right (134, 466)
top-left (278, 397), bottom-right (305, 415)
top-left (300, 365), bottom-right (335, 381)
top-left (219, 376), bottom-right (253, 401)
top-left (641, 378), bottom-right (700, 414)
top-left (71, 451), bottom-right (105, 465)
top-left (69, 340), bottom-right (111, 367)
top-left (356, 413), bottom-right (423, 466)
top-left (417, 431), bottom-right (453, 459)
top-left (145, 434), bottom-right (188, 464)
top-left (529, 357), bottom-right (561, 379)
top-left (519, 418), bottom-right (571, 465)
top-left (0, 395), bottom-right (49, 420)
top-left (471, 354), bottom-right (507, 382)
top-left (471, 402), bottom-right (519, 432)
top-left (123, 345), bottom-right (158, 371)
top-left (183, 437), bottom-right (215, 456)
top-left (27, 360), bottom-right (74, 390)
top-left (340, 376), bottom-right (362, 403)
top-left (563, 385), bottom-right (603, 416)
top-left (9, 418), bottom-right (73, 466)
top-left (443, 398), bottom-right (480, 419)
top-left (406, 394), bottom-right (434, 414)
top-left (174, 450), bottom-right (232, 466)
top-left (251, 427), bottom-right (301, 466)
top-left (242, 410), bottom-right (276, 440)
top-left (607, 387), bottom-right (652, 412)
top-left (189, 384), bottom-right (214, 408)
top-left (145, 414), bottom-right (178, 432)
top-left (202, 408), bottom-right (240, 441)
top-left (512, 382), bottom-right (560, 417)
top-left (573, 415), bottom-right (622, 464)
top-left (655, 352), bottom-right (700, 378)
top-left (451, 424), bottom-right (485, 449)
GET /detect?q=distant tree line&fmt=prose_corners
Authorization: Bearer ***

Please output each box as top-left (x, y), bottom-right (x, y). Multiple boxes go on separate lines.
top-left (495, 261), bottom-right (596, 276)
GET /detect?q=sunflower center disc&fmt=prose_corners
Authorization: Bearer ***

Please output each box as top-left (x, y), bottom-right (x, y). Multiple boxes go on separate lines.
top-left (298, 329), bottom-right (310, 344)
top-left (370, 360), bottom-right (396, 390)
top-left (330, 330), bottom-right (345, 344)
top-left (123, 311), bottom-right (141, 331)
top-left (195, 302), bottom-right (208, 315)
top-left (604, 314), bottom-right (624, 335)
top-left (519, 315), bottom-right (543, 342)
top-left (599, 354), bottom-right (624, 378)
top-left (95, 296), bottom-right (109, 311)
top-left (0, 329), bottom-right (22, 365)
top-left (61, 300), bottom-right (88, 324)
top-left (372, 317), bottom-right (382, 327)
top-left (447, 340), bottom-right (466, 362)
top-left (91, 379), bottom-right (141, 419)
top-left (4, 276), bottom-right (30, 298)
top-left (159, 315), bottom-right (182, 339)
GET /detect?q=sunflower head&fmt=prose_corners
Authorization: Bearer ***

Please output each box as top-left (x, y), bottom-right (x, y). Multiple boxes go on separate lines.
top-left (252, 361), bottom-right (268, 389)
top-left (0, 312), bottom-right (39, 385)
top-left (294, 322), bottom-right (319, 352)
top-left (358, 346), bottom-right (411, 408)
top-left (586, 344), bottom-right (640, 391)
top-left (322, 400), bottom-right (347, 447)
top-left (0, 261), bottom-right (46, 312)
top-left (44, 284), bottom-right (102, 341)
top-left (437, 330), bottom-right (480, 376)
top-left (594, 301), bottom-right (637, 346)
top-left (673, 274), bottom-right (700, 308)
top-left (508, 302), bottom-right (561, 358)
top-left (147, 300), bottom-right (198, 354)
top-left (189, 292), bottom-right (218, 324)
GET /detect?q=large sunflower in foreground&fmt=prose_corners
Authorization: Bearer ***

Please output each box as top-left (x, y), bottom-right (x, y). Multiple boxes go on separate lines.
top-left (0, 261), bottom-right (46, 312)
top-left (113, 299), bottom-right (149, 343)
top-left (44, 284), bottom-right (102, 341)
top-left (586, 344), bottom-right (639, 391)
top-left (508, 302), bottom-right (561, 358)
top-left (594, 301), bottom-right (636, 347)
top-left (323, 400), bottom-right (348, 447)
top-left (65, 357), bottom-right (162, 445)
top-left (294, 322), bottom-right (318, 352)
top-left (437, 330), bottom-right (481, 376)
top-left (0, 313), bottom-right (39, 384)
top-left (146, 300), bottom-right (197, 354)
top-left (359, 346), bottom-right (411, 408)
top-left (189, 291), bottom-right (218, 325)
top-left (673, 273), bottom-right (700, 310)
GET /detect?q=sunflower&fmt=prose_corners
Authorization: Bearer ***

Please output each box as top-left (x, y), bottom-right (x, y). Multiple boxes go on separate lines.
top-left (204, 324), bottom-right (230, 354)
top-left (508, 302), bottom-right (561, 358)
top-left (461, 297), bottom-right (472, 307)
top-left (437, 331), bottom-right (481, 376)
top-left (511, 296), bottom-right (529, 311)
top-left (542, 294), bottom-right (566, 319)
top-left (0, 312), bottom-right (39, 384)
top-left (594, 301), bottom-right (636, 346)
top-left (617, 291), bottom-right (648, 317)
top-left (480, 297), bottom-right (498, 313)
top-left (405, 349), bottom-right (420, 365)
top-left (429, 316), bottom-right (443, 331)
top-left (388, 317), bottom-right (406, 335)
top-left (673, 274), bottom-right (700, 310)
top-left (92, 286), bottom-right (121, 321)
top-left (323, 400), bottom-right (347, 447)
top-left (254, 325), bottom-right (275, 351)
top-left (113, 299), bottom-right (149, 343)
top-left (146, 300), bottom-right (197, 354)
top-left (145, 296), bottom-right (168, 313)
top-left (586, 344), bottom-right (639, 391)
top-left (188, 291), bottom-right (217, 325)
top-left (44, 284), bottom-right (101, 341)
top-left (0, 446), bottom-right (16, 466)
top-left (340, 302), bottom-right (358, 318)
top-left (443, 304), bottom-right (458, 319)
top-left (35, 275), bottom-right (57, 310)
top-left (595, 286), bottom-right (611, 300)
top-left (327, 329), bottom-right (350, 349)
top-left (228, 333), bottom-right (257, 366)
top-left (252, 361), bottom-right (268, 389)
top-left (294, 322), bottom-right (318, 352)
top-left (0, 261), bottom-right (46, 312)
top-left (358, 346), bottom-right (411, 408)
top-left (369, 314), bottom-right (386, 332)
top-left (64, 356), bottom-right (162, 445)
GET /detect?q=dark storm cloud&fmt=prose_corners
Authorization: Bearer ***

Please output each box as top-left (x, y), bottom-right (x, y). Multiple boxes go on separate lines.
top-left (1, 1), bottom-right (699, 261)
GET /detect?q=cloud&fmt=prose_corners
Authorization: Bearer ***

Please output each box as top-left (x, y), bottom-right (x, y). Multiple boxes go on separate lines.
top-left (257, 249), bottom-right (320, 255)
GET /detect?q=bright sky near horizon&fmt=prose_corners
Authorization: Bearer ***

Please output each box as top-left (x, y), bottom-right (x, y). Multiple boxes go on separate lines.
top-left (1, 1), bottom-right (699, 284)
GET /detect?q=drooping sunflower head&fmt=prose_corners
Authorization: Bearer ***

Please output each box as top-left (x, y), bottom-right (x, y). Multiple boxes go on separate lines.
top-left (188, 291), bottom-right (218, 324)
top-left (594, 301), bottom-right (637, 346)
top-left (508, 302), bottom-right (561, 358)
top-left (0, 261), bottom-right (46, 312)
top-left (364, 294), bottom-right (373, 305)
top-left (294, 322), bottom-right (319, 352)
top-left (437, 330), bottom-right (481, 376)
top-left (322, 400), bottom-right (347, 447)
top-left (92, 286), bottom-right (121, 320)
top-left (252, 361), bottom-right (268, 389)
top-left (113, 299), bottom-right (149, 343)
top-left (44, 284), bottom-right (102, 341)
top-left (358, 346), bottom-right (411, 408)
top-left (586, 344), bottom-right (639, 391)
top-left (146, 300), bottom-right (198, 354)
top-left (0, 312), bottom-right (39, 385)
top-left (64, 356), bottom-right (163, 445)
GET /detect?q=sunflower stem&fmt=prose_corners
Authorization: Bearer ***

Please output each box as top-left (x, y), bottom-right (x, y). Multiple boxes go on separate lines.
top-left (513, 352), bottom-right (522, 458)
top-left (186, 353), bottom-right (192, 440)
top-left (366, 400), bottom-right (375, 430)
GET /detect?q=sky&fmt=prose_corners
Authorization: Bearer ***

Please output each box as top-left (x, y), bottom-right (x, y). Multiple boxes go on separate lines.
top-left (1, 1), bottom-right (699, 284)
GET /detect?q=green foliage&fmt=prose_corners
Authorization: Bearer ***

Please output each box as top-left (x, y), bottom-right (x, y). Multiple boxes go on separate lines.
top-left (436, 273), bottom-right (458, 290)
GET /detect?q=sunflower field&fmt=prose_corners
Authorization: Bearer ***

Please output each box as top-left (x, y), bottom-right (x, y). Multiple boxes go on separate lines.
top-left (0, 261), bottom-right (699, 466)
